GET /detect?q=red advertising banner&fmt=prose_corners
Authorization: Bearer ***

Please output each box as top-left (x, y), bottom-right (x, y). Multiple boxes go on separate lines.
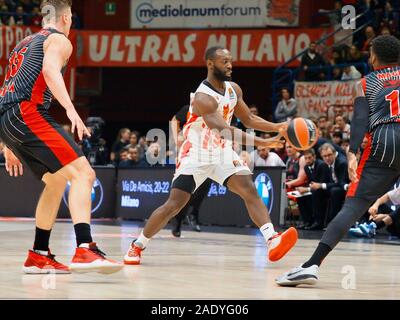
top-left (76, 28), bottom-right (331, 67)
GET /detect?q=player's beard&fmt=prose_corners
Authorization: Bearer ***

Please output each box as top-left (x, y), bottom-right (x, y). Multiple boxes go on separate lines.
top-left (213, 66), bottom-right (232, 81)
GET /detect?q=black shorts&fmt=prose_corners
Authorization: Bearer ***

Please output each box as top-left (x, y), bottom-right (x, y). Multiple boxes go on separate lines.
top-left (0, 103), bottom-right (83, 179)
top-left (347, 123), bottom-right (400, 202)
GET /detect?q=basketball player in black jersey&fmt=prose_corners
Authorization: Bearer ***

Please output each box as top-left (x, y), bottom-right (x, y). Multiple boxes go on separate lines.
top-left (276, 35), bottom-right (400, 286)
top-left (0, 0), bottom-right (122, 274)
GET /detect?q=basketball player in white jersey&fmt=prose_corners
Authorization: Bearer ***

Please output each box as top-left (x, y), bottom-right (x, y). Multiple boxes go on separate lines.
top-left (124, 47), bottom-right (298, 265)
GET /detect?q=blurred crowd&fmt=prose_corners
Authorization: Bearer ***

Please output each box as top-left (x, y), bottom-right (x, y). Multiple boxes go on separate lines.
top-left (0, 0), bottom-right (81, 28)
top-left (299, 0), bottom-right (400, 81)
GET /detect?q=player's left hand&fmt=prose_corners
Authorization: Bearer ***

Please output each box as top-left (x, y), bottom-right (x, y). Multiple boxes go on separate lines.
top-left (347, 151), bottom-right (358, 183)
top-left (4, 146), bottom-right (23, 177)
top-left (368, 201), bottom-right (380, 217)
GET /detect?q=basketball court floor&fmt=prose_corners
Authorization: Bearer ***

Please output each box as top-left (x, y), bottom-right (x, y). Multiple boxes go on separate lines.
top-left (0, 219), bottom-right (399, 299)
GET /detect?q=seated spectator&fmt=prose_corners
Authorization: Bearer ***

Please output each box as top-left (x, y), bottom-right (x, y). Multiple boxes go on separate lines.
top-left (317, 116), bottom-right (331, 140)
top-left (300, 42), bottom-right (327, 81)
top-left (334, 114), bottom-right (351, 139)
top-left (347, 45), bottom-right (365, 63)
top-left (361, 26), bottom-right (376, 54)
top-left (340, 138), bottom-right (350, 153)
top-left (380, 25), bottom-right (391, 36)
top-left (13, 5), bottom-right (25, 25)
top-left (309, 143), bottom-right (350, 229)
top-left (332, 131), bottom-right (343, 146)
top-left (250, 146), bottom-right (285, 167)
top-left (341, 65), bottom-right (362, 80)
top-left (274, 88), bottom-right (297, 123)
top-left (349, 186), bottom-right (400, 239)
top-left (110, 128), bottom-right (130, 162)
top-left (128, 131), bottom-right (139, 148)
top-left (29, 6), bottom-right (42, 27)
top-left (118, 147), bottom-right (129, 164)
top-left (0, 4), bottom-right (14, 25)
top-left (142, 142), bottom-right (164, 167)
top-left (119, 146), bottom-right (147, 168)
top-left (285, 143), bottom-right (307, 189)
top-left (296, 148), bottom-right (331, 230)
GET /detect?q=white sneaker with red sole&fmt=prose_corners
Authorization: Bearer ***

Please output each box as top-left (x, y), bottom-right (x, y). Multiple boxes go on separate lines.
top-left (23, 250), bottom-right (70, 274)
top-left (267, 227), bottom-right (298, 262)
top-left (123, 242), bottom-right (144, 265)
top-left (70, 242), bottom-right (123, 274)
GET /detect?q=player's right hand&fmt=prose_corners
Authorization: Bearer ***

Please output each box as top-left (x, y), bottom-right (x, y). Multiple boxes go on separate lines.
top-left (4, 146), bottom-right (23, 177)
top-left (67, 108), bottom-right (91, 141)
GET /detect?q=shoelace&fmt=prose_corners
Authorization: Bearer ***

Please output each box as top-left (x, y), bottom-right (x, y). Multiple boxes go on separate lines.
top-left (90, 246), bottom-right (107, 258)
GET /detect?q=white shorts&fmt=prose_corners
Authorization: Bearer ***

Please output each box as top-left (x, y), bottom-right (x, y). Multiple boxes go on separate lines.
top-left (173, 151), bottom-right (252, 192)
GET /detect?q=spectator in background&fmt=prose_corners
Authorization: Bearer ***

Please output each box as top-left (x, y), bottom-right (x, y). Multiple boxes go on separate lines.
top-left (296, 148), bottom-right (331, 230)
top-left (119, 146), bottom-right (147, 168)
top-left (110, 128), bottom-right (130, 162)
top-left (332, 131), bottom-right (343, 146)
top-left (274, 88), bottom-right (297, 123)
top-left (128, 131), bottom-right (139, 148)
top-left (118, 147), bottom-right (129, 163)
top-left (250, 146), bottom-right (285, 167)
top-left (0, 4), bottom-right (13, 25)
top-left (380, 25), bottom-right (392, 36)
top-left (347, 45), bottom-right (365, 63)
top-left (341, 138), bottom-right (350, 153)
top-left (285, 143), bottom-right (307, 190)
top-left (143, 142), bottom-right (164, 167)
top-left (249, 104), bottom-right (259, 116)
top-left (317, 116), bottom-right (331, 140)
top-left (341, 65), bottom-right (362, 80)
top-left (13, 5), bottom-right (25, 25)
top-left (334, 114), bottom-right (351, 139)
top-left (0, 140), bottom-right (5, 163)
top-left (301, 42), bottom-right (327, 81)
top-left (361, 26), bottom-right (376, 54)
top-left (29, 6), bottom-right (42, 26)
top-left (310, 143), bottom-right (349, 228)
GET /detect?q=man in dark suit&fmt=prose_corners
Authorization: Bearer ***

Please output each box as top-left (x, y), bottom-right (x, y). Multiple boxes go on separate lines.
top-left (308, 143), bottom-right (350, 229)
top-left (296, 148), bottom-right (331, 229)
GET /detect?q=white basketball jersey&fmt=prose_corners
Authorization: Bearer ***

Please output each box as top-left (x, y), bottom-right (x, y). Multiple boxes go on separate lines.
top-left (178, 80), bottom-right (238, 164)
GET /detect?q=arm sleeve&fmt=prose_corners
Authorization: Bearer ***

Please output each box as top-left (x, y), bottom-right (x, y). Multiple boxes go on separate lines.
top-left (349, 96), bottom-right (369, 154)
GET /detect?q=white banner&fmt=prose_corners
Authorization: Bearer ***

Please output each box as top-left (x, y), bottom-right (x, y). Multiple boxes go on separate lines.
top-left (294, 80), bottom-right (358, 122)
top-left (131, 0), bottom-right (299, 29)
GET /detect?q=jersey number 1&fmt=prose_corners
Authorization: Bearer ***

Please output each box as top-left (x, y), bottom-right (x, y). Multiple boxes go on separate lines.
top-left (385, 90), bottom-right (400, 117)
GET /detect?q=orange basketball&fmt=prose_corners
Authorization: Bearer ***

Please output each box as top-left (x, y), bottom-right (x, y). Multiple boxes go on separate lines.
top-left (286, 118), bottom-right (319, 151)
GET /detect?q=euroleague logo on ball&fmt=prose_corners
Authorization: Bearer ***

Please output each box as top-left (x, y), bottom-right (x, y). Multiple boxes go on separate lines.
top-left (254, 173), bottom-right (273, 212)
top-left (63, 178), bottom-right (104, 214)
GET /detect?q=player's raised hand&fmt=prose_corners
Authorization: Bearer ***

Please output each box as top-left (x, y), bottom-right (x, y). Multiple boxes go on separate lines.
top-left (4, 146), bottom-right (23, 177)
top-left (66, 108), bottom-right (91, 141)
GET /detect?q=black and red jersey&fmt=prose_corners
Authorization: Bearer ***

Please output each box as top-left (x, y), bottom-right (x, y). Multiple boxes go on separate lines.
top-left (0, 28), bottom-right (64, 113)
top-left (362, 65), bottom-right (400, 132)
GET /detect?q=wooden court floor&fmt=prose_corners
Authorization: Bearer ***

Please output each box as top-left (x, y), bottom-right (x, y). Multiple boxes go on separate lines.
top-left (0, 220), bottom-right (399, 299)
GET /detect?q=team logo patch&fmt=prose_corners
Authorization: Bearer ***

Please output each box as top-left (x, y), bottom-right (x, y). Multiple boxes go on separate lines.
top-left (254, 173), bottom-right (274, 212)
top-left (63, 178), bottom-right (104, 214)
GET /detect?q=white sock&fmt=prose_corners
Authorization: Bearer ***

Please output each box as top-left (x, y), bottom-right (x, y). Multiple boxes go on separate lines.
top-left (135, 232), bottom-right (150, 249)
top-left (260, 223), bottom-right (276, 241)
top-left (79, 243), bottom-right (90, 248)
top-left (34, 249), bottom-right (48, 256)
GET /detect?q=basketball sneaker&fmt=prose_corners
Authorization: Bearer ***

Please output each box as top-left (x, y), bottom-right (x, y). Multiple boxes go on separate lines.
top-left (359, 222), bottom-right (377, 238)
top-left (275, 264), bottom-right (319, 286)
top-left (267, 227), bottom-right (298, 262)
top-left (348, 226), bottom-right (365, 237)
top-left (124, 241), bottom-right (144, 265)
top-left (22, 250), bottom-right (70, 274)
top-left (69, 242), bottom-right (123, 274)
